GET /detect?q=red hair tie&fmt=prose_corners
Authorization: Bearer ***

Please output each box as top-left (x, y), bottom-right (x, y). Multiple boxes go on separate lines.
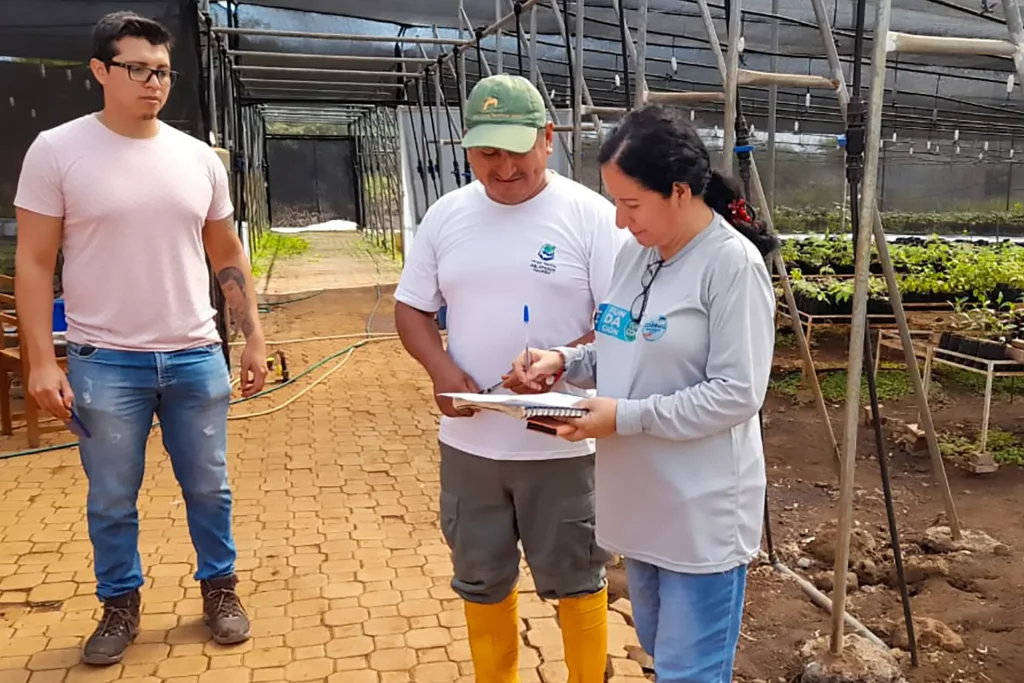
top-left (728, 197), bottom-right (754, 224)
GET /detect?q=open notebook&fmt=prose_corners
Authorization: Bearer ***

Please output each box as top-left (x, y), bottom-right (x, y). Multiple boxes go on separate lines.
top-left (439, 391), bottom-right (589, 419)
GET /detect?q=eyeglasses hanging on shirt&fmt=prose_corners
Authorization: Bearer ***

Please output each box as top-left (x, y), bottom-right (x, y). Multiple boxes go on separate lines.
top-left (630, 254), bottom-right (665, 325)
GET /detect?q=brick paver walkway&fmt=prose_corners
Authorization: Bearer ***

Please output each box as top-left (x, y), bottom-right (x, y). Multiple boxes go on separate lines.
top-left (0, 289), bottom-right (645, 683)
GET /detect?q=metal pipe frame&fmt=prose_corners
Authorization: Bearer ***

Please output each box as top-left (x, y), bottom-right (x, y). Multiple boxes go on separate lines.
top-left (228, 50), bottom-right (435, 65)
top-left (213, 26), bottom-right (469, 45)
top-left (241, 79), bottom-right (404, 89)
top-left (723, 0), bottom-right (741, 175)
top-left (573, 0), bottom-right (586, 179)
top-left (234, 66), bottom-right (425, 78)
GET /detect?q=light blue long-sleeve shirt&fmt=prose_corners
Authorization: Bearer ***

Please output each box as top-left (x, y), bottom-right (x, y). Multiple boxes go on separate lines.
top-left (556, 213), bottom-right (775, 574)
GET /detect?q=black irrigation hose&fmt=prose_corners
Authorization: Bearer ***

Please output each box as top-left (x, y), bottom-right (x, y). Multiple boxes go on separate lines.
top-left (405, 80), bottom-right (431, 215)
top-left (453, 46), bottom-right (472, 184)
top-left (425, 67), bottom-right (446, 196)
top-left (415, 78), bottom-right (440, 199)
top-left (514, 1), bottom-right (525, 76)
top-left (437, 55), bottom-right (463, 187)
top-left (475, 26), bottom-right (485, 85)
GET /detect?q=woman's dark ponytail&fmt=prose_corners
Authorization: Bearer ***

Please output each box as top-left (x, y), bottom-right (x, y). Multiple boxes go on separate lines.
top-left (703, 170), bottom-right (779, 257)
top-left (599, 102), bottom-right (779, 257)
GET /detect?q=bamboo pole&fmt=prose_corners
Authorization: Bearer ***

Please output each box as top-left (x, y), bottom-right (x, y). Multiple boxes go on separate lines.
top-left (887, 32), bottom-right (1017, 56)
top-left (830, 0), bottom-right (892, 655)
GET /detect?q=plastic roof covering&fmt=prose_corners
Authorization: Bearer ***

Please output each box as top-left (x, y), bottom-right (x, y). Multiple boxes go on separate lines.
top-left (262, 103), bottom-right (370, 122)
top-left (225, 0), bottom-right (1023, 140)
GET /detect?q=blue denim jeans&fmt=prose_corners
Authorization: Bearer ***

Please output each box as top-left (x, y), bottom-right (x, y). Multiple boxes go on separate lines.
top-left (67, 342), bottom-right (235, 600)
top-left (625, 558), bottom-right (748, 683)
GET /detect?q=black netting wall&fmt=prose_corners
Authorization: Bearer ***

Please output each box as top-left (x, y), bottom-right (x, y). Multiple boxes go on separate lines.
top-left (266, 137), bottom-right (358, 227)
top-left (0, 0), bottom-right (206, 222)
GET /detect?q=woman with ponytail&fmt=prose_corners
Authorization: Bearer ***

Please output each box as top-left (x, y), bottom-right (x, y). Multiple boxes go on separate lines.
top-left (510, 103), bottom-right (776, 682)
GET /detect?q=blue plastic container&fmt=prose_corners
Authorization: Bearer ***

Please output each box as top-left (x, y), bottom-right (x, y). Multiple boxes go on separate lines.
top-left (52, 298), bottom-right (67, 333)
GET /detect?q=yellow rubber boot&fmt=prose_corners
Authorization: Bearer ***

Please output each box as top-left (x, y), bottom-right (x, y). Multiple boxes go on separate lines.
top-left (558, 585), bottom-right (609, 683)
top-left (464, 589), bottom-right (520, 683)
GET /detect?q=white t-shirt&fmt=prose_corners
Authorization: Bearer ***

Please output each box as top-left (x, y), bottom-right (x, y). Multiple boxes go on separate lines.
top-left (395, 170), bottom-right (627, 461)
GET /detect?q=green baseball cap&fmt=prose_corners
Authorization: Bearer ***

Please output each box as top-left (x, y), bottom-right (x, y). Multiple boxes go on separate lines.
top-left (462, 74), bottom-right (547, 154)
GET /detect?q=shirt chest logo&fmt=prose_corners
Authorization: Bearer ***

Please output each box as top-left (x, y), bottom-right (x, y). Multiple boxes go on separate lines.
top-left (595, 302), bottom-right (639, 342)
top-left (595, 304), bottom-right (667, 343)
top-left (641, 315), bottom-right (668, 342)
top-left (530, 243), bottom-right (558, 275)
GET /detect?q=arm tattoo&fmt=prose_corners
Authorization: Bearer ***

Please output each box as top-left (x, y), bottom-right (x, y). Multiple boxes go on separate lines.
top-left (216, 266), bottom-right (256, 338)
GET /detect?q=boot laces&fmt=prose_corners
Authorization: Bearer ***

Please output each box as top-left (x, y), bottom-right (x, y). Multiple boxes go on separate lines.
top-left (206, 588), bottom-right (246, 620)
top-left (95, 603), bottom-right (134, 638)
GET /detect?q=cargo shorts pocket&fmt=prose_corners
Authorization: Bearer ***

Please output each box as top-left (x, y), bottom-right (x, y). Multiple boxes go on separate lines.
top-left (556, 491), bottom-right (600, 572)
top-left (439, 490), bottom-right (459, 550)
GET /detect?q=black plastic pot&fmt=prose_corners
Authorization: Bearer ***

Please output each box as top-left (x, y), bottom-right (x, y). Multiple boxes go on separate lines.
top-left (833, 299), bottom-right (853, 316)
top-left (938, 332), bottom-right (952, 350)
top-left (958, 339), bottom-right (983, 369)
top-left (868, 298), bottom-right (893, 315)
top-left (977, 340), bottom-right (1005, 360)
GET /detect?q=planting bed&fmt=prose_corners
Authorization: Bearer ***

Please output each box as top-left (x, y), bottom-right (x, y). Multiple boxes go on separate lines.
top-left (780, 235), bottom-right (1024, 314)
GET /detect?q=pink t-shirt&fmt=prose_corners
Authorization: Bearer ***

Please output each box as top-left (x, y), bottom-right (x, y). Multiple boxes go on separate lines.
top-left (15, 113), bottom-right (233, 352)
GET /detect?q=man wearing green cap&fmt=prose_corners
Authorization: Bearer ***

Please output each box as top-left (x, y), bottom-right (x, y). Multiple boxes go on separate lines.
top-left (394, 73), bottom-right (626, 682)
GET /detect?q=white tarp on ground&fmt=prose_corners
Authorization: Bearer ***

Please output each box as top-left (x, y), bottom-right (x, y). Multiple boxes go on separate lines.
top-left (271, 219), bottom-right (359, 234)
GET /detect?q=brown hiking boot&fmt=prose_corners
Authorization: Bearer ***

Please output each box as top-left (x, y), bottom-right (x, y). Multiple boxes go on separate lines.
top-left (201, 574), bottom-right (250, 644)
top-left (82, 590), bottom-right (141, 665)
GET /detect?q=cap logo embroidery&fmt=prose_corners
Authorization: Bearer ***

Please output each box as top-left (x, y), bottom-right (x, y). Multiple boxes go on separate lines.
top-left (481, 97), bottom-right (499, 112)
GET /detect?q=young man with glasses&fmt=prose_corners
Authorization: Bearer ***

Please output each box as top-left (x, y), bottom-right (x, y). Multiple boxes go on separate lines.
top-left (14, 11), bottom-right (267, 665)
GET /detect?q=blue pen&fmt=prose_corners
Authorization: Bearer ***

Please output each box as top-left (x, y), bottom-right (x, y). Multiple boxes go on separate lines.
top-left (523, 304), bottom-right (532, 373)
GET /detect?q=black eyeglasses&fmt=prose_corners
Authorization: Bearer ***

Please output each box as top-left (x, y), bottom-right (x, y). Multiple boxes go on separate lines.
top-left (630, 257), bottom-right (665, 325)
top-left (106, 60), bottom-right (178, 86)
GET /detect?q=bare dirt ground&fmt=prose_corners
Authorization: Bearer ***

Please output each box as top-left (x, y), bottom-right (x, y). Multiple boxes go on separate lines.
top-left (0, 242), bottom-right (1021, 682)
